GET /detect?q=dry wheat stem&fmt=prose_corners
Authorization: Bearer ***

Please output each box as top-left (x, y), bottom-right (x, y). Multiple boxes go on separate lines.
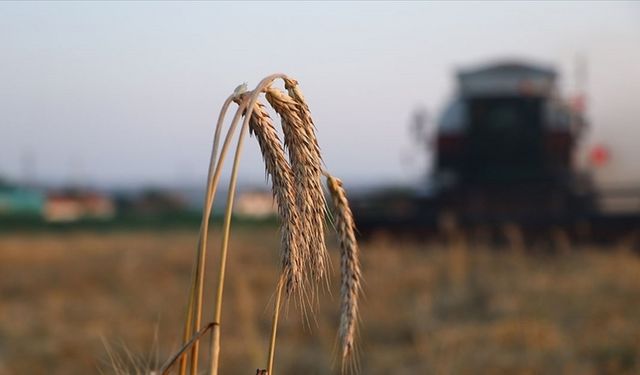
top-left (186, 94), bottom-right (249, 375)
top-left (161, 322), bottom-right (217, 375)
top-left (266, 276), bottom-right (284, 375)
top-left (178, 248), bottom-right (198, 375)
top-left (208, 74), bottom-right (289, 375)
top-left (181, 94), bottom-right (233, 375)
top-left (265, 87), bottom-right (328, 287)
top-left (326, 174), bottom-right (361, 371)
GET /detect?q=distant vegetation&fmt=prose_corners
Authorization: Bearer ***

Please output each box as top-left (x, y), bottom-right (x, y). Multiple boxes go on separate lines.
top-left (0, 212), bottom-right (277, 233)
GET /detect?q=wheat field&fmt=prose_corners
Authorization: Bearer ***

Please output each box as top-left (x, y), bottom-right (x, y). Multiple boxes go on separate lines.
top-left (1, 228), bottom-right (640, 374)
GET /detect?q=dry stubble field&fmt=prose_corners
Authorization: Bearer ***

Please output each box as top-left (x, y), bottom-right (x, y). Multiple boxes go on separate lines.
top-left (1, 228), bottom-right (640, 374)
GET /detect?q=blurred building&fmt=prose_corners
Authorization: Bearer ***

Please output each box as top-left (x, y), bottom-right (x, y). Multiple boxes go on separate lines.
top-left (234, 190), bottom-right (276, 219)
top-left (44, 190), bottom-right (115, 222)
top-left (0, 180), bottom-right (44, 217)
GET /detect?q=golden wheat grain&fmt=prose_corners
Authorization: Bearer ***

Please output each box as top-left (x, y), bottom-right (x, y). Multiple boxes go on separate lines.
top-left (265, 87), bottom-right (328, 285)
top-left (244, 97), bottom-right (303, 294)
top-left (326, 174), bottom-right (362, 372)
top-left (283, 78), bottom-right (317, 143)
top-left (282, 79), bottom-right (331, 285)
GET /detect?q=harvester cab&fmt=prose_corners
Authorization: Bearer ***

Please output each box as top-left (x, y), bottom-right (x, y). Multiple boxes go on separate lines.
top-left (432, 61), bottom-right (591, 222)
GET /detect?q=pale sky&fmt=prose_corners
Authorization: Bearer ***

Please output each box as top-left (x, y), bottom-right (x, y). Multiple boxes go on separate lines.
top-left (1, 2), bottom-right (639, 188)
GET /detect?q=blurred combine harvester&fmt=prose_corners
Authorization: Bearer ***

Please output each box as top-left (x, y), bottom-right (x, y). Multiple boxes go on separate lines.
top-left (354, 59), bottom-right (640, 242)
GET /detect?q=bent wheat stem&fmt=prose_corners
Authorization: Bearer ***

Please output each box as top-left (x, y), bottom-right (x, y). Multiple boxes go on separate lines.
top-left (161, 322), bottom-right (216, 375)
top-left (184, 93), bottom-right (249, 375)
top-left (182, 94), bottom-right (233, 375)
top-left (267, 277), bottom-right (284, 375)
top-left (208, 74), bottom-right (289, 375)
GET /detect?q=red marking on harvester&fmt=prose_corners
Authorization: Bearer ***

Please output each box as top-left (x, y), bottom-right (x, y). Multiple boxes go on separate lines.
top-left (590, 144), bottom-right (610, 167)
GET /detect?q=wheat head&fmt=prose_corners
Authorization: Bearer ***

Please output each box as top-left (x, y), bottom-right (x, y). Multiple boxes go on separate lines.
top-left (241, 96), bottom-right (303, 295)
top-left (326, 174), bottom-right (362, 372)
top-left (265, 87), bottom-right (329, 286)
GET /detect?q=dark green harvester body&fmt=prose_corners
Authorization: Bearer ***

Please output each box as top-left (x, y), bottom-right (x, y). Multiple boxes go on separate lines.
top-left (431, 61), bottom-right (592, 220)
top-left (436, 62), bottom-right (582, 187)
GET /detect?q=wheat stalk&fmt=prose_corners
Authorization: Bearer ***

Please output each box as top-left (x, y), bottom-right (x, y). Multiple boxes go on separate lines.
top-left (326, 174), bottom-right (362, 373)
top-left (265, 87), bottom-right (328, 287)
top-left (182, 93), bottom-right (247, 375)
top-left (165, 74), bottom-right (362, 375)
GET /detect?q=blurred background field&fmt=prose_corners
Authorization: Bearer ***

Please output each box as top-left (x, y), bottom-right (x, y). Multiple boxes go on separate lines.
top-left (1, 227), bottom-right (640, 375)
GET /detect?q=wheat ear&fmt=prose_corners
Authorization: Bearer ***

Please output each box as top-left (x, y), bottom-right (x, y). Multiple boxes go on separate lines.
top-left (326, 174), bottom-right (362, 372)
top-left (282, 78), bottom-right (331, 286)
top-left (244, 97), bottom-right (303, 294)
top-left (265, 87), bottom-right (328, 286)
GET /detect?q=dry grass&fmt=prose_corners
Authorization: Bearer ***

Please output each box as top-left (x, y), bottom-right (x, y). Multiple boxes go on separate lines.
top-left (2, 229), bottom-right (640, 374)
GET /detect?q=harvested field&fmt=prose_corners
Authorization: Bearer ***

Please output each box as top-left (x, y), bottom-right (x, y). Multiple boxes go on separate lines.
top-left (1, 229), bottom-right (640, 374)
